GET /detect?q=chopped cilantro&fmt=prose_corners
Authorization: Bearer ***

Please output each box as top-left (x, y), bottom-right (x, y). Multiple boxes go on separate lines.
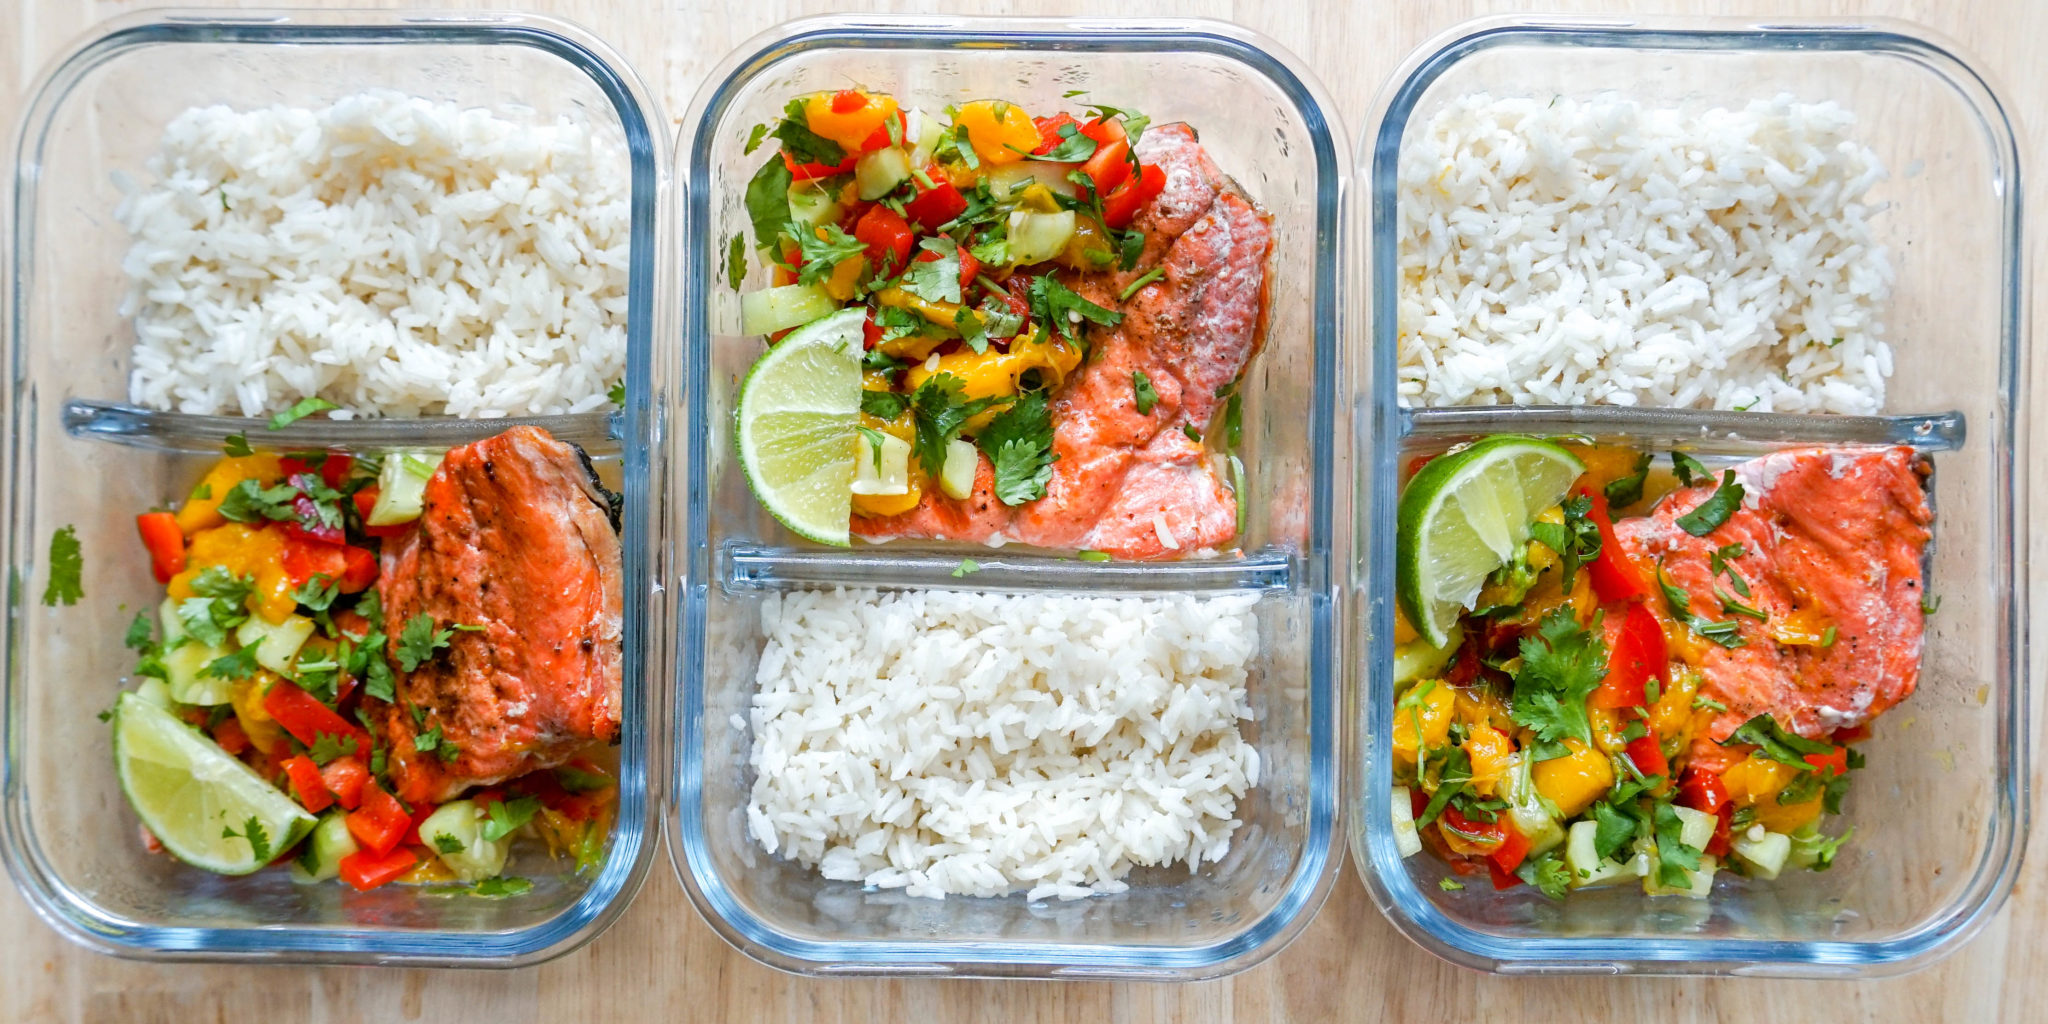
top-left (221, 816), bottom-right (272, 863)
top-left (905, 373), bottom-right (1003, 478)
top-left (292, 574), bottom-right (340, 613)
top-left (1657, 559), bottom-right (1747, 649)
top-left (950, 558), bottom-right (981, 578)
top-left (267, 397), bottom-right (337, 430)
top-left (1131, 370), bottom-right (1159, 414)
top-left (743, 153), bottom-right (795, 249)
top-left (902, 237), bottom-right (964, 305)
top-left (1716, 589), bottom-right (1768, 621)
top-left (1588, 800), bottom-right (1639, 863)
top-left (976, 390), bottom-right (1057, 506)
top-left (860, 388), bottom-right (911, 421)
top-left (1691, 694), bottom-right (1728, 713)
top-left (855, 425), bottom-right (888, 473)
top-left (770, 97), bottom-right (846, 166)
top-left (1794, 827), bottom-right (1853, 870)
top-left (480, 796), bottom-right (541, 843)
top-left (1720, 713), bottom-right (1834, 769)
top-left (1026, 274), bottom-right (1121, 344)
top-left (743, 123), bottom-right (771, 155)
top-left (473, 876), bottom-right (534, 898)
top-left (1078, 550), bottom-right (1111, 562)
top-left (1675, 469), bottom-right (1745, 536)
top-left (1652, 802), bottom-right (1703, 888)
top-left (794, 224), bottom-right (868, 286)
top-left (396, 613), bottom-right (458, 672)
top-left (304, 731), bottom-right (355, 766)
top-left (200, 640), bottom-right (263, 681)
top-left (1670, 450), bottom-right (1710, 488)
top-left (1507, 609), bottom-right (1608, 754)
top-left (1603, 450), bottom-right (1653, 508)
top-left (432, 833), bottom-right (466, 855)
top-left (1037, 121), bottom-right (1099, 162)
top-left (724, 233), bottom-right (748, 291)
top-left (1527, 493), bottom-right (1601, 591)
top-left (1921, 593), bottom-right (1942, 615)
top-left (223, 433), bottom-right (254, 457)
top-left (1709, 543), bottom-right (1751, 598)
top-left (1118, 267), bottom-right (1165, 302)
top-left (1519, 852), bottom-right (1572, 898)
top-left (1439, 877), bottom-right (1464, 892)
top-left (1820, 624), bottom-right (1838, 648)
top-left (42, 525), bottom-right (82, 607)
top-left (124, 612), bottom-right (155, 651)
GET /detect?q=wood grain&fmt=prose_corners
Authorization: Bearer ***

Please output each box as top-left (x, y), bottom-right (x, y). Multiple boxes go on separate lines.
top-left (3, 0), bottom-right (2044, 1020)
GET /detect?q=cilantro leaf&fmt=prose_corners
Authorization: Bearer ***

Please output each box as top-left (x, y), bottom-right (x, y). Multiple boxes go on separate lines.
top-left (1603, 450), bottom-right (1653, 508)
top-left (607, 380), bottom-right (627, 407)
top-left (480, 796), bottom-right (541, 843)
top-left (216, 478), bottom-right (301, 524)
top-left (1077, 550), bottom-right (1111, 562)
top-left (794, 223), bottom-right (867, 286)
top-left (860, 389), bottom-right (910, 421)
top-left (396, 613), bottom-right (455, 672)
top-left (1652, 802), bottom-right (1703, 888)
top-left (743, 122), bottom-right (771, 155)
top-left (1118, 267), bottom-right (1164, 302)
top-left (305, 731), bottom-right (356, 766)
top-left (855, 425), bottom-right (888, 473)
top-left (902, 238), bottom-right (963, 305)
top-left (724, 232), bottom-right (748, 291)
top-left (976, 390), bottom-right (1056, 506)
top-left (742, 153), bottom-right (795, 249)
top-left (555, 765), bottom-right (613, 793)
top-left (1527, 493), bottom-right (1601, 591)
top-left (223, 433), bottom-right (254, 457)
top-left (1038, 122), bottom-right (1098, 162)
top-left (124, 611), bottom-right (155, 651)
top-left (222, 815), bottom-right (272, 863)
top-left (1709, 543), bottom-right (1751, 597)
top-left (1719, 713), bottom-right (1834, 768)
top-left (1656, 559), bottom-right (1748, 649)
top-left (267, 397), bottom-right (337, 430)
top-left (951, 558), bottom-right (980, 578)
top-left (433, 833), bottom-right (466, 855)
top-left (906, 373), bottom-right (1003, 478)
top-left (1588, 800), bottom-right (1639, 863)
top-left (1131, 370), bottom-right (1159, 414)
top-left (1675, 469), bottom-right (1745, 536)
top-left (41, 525), bottom-right (82, 607)
top-left (771, 97), bottom-right (846, 166)
top-left (1508, 608), bottom-right (1608, 753)
top-left (291, 574), bottom-right (340, 613)
top-left (201, 640), bottom-right (263, 681)
top-left (1439, 877), bottom-right (1465, 892)
top-left (1519, 852), bottom-right (1572, 899)
top-left (1026, 274), bottom-right (1121, 344)
top-left (1794, 827), bottom-right (1853, 871)
top-left (1671, 451), bottom-right (1710, 488)
top-left (473, 876), bottom-right (534, 898)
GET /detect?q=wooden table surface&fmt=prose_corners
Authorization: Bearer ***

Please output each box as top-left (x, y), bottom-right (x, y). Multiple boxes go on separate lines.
top-left (3, 0), bottom-right (2043, 1020)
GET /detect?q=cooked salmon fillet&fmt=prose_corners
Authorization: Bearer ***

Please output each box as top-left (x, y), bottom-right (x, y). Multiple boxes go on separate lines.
top-left (851, 123), bottom-right (1273, 559)
top-left (374, 426), bottom-right (624, 804)
top-left (1612, 447), bottom-right (1932, 771)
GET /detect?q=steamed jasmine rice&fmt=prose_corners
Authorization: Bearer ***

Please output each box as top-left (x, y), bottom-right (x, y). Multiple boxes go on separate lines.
top-left (743, 588), bottom-right (1261, 901)
top-left (118, 91), bottom-right (629, 419)
top-left (1399, 93), bottom-right (1893, 413)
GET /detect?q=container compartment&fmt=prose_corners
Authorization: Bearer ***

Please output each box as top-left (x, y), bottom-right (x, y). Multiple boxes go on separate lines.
top-left (671, 16), bottom-right (1345, 979)
top-left (1349, 17), bottom-right (2027, 977)
top-left (2, 11), bottom-right (669, 965)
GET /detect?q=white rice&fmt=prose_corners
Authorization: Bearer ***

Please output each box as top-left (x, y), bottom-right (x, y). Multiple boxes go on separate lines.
top-left (117, 91), bottom-right (630, 419)
top-left (1399, 93), bottom-right (1893, 413)
top-left (743, 588), bottom-right (1261, 901)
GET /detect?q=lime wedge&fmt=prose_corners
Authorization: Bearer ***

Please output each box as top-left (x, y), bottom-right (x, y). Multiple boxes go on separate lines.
top-left (734, 307), bottom-right (866, 546)
top-left (113, 692), bottom-right (315, 875)
top-left (1396, 435), bottom-right (1585, 648)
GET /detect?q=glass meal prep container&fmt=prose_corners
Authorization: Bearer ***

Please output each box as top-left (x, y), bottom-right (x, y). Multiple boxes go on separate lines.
top-left (1347, 17), bottom-right (2028, 976)
top-left (670, 15), bottom-right (1346, 980)
top-left (1, 10), bottom-right (669, 965)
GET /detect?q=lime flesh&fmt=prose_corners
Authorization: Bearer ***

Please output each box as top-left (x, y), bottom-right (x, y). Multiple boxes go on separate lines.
top-left (114, 692), bottom-right (315, 875)
top-left (1396, 435), bottom-right (1585, 648)
top-left (734, 307), bottom-right (867, 546)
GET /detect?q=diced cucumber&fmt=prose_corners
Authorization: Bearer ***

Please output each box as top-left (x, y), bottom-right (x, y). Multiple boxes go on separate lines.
top-left (1731, 827), bottom-right (1792, 880)
top-left (1672, 805), bottom-right (1718, 853)
top-left (985, 162), bottom-right (1079, 200)
top-left (1393, 624), bottom-right (1464, 685)
top-left (939, 438), bottom-right (977, 500)
top-left (855, 146), bottom-right (914, 200)
top-left (290, 810), bottom-right (359, 884)
top-left (132, 677), bottom-right (174, 709)
top-left (850, 431), bottom-right (911, 496)
top-left (366, 449), bottom-right (444, 527)
top-left (159, 597), bottom-right (235, 706)
top-left (1390, 786), bottom-right (1423, 858)
top-left (1643, 852), bottom-right (1718, 898)
top-left (905, 109), bottom-right (946, 168)
top-left (787, 180), bottom-right (844, 229)
top-left (234, 614), bottom-right (315, 675)
top-left (1564, 820), bottom-right (1634, 888)
top-left (1004, 210), bottom-right (1077, 266)
top-left (1504, 755), bottom-right (1564, 856)
top-left (740, 283), bottom-right (841, 337)
top-left (418, 800), bottom-right (511, 883)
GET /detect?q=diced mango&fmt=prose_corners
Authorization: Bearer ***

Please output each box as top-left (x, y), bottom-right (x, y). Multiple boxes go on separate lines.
top-left (1462, 725), bottom-right (1514, 798)
top-left (1647, 666), bottom-right (1699, 745)
top-left (952, 99), bottom-right (1039, 166)
top-left (168, 523), bottom-right (295, 623)
top-left (230, 671), bottom-right (284, 754)
top-left (1392, 680), bottom-right (1455, 764)
top-left (1533, 738), bottom-right (1615, 818)
top-left (174, 454), bottom-right (284, 535)
top-left (799, 91), bottom-right (900, 153)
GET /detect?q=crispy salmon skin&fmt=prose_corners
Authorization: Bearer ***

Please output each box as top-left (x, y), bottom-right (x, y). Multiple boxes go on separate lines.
top-left (851, 123), bottom-right (1272, 559)
top-left (375, 426), bottom-right (624, 804)
top-left (1613, 446), bottom-right (1933, 769)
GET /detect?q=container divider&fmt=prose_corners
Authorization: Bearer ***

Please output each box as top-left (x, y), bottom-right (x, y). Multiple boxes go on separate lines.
top-left (721, 544), bottom-right (1296, 593)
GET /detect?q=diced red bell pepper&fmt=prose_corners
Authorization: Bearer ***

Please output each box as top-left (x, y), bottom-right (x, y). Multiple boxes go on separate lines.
top-left (1625, 732), bottom-right (1670, 781)
top-left (1488, 824), bottom-right (1532, 875)
top-left (320, 756), bottom-right (370, 811)
top-left (902, 170), bottom-right (968, 230)
top-left (262, 679), bottom-right (369, 758)
top-left (855, 110), bottom-right (907, 154)
top-left (339, 846), bottom-right (417, 892)
top-left (281, 755), bottom-right (334, 814)
top-left (1705, 805), bottom-right (1735, 858)
top-left (1592, 601), bottom-right (1667, 709)
top-left (852, 204), bottom-right (915, 276)
top-left (331, 609), bottom-right (371, 641)
top-left (346, 784), bottom-right (411, 857)
top-left (1677, 766), bottom-right (1730, 814)
top-left (279, 529), bottom-right (347, 589)
top-left (1804, 746), bottom-right (1850, 778)
top-left (211, 716), bottom-right (250, 756)
top-left (861, 310), bottom-right (884, 351)
top-left (1032, 112), bottom-right (1083, 155)
top-left (351, 488), bottom-right (411, 539)
top-left (1488, 858), bottom-right (1522, 890)
top-left (136, 511), bottom-right (186, 584)
top-left (402, 799), bottom-right (440, 848)
top-left (1443, 633), bottom-right (1482, 687)
top-left (320, 453), bottom-right (353, 490)
top-left (1100, 162), bottom-right (1166, 230)
top-left (829, 89), bottom-right (866, 115)
top-left (1583, 489), bottom-right (1652, 602)
top-left (1439, 805), bottom-right (1507, 854)
top-left (339, 545), bottom-right (378, 594)
top-left (781, 150), bottom-right (857, 182)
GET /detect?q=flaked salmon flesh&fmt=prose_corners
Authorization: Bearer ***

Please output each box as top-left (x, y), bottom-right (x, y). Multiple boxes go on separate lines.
top-left (1612, 446), bottom-right (1932, 771)
top-left (851, 123), bottom-right (1273, 559)
top-left (374, 426), bottom-right (624, 804)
